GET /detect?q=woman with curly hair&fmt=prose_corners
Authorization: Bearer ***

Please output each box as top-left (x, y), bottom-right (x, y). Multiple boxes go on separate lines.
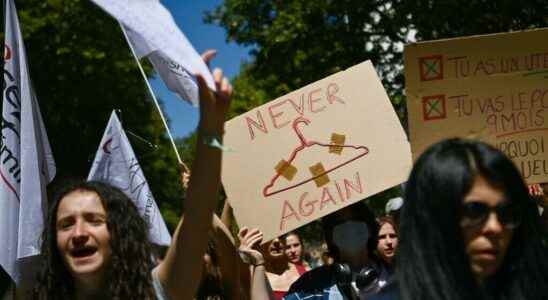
top-left (33, 66), bottom-right (233, 299)
top-left (398, 138), bottom-right (548, 300)
top-left (35, 181), bottom-right (157, 299)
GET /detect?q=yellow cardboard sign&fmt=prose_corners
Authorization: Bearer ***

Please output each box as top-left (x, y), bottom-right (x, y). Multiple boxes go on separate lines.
top-left (405, 28), bottom-right (548, 183)
top-left (222, 61), bottom-right (411, 241)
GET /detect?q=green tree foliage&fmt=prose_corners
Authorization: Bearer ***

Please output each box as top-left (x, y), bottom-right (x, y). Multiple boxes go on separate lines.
top-left (207, 0), bottom-right (409, 115)
top-left (6, 0), bottom-right (184, 229)
top-left (394, 0), bottom-right (548, 41)
top-left (208, 0), bottom-right (548, 118)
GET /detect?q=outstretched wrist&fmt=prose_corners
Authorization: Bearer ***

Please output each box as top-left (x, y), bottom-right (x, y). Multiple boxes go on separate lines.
top-left (238, 250), bottom-right (265, 266)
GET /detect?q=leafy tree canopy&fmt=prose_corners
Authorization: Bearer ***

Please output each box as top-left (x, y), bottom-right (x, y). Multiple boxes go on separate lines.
top-left (5, 0), bottom-right (185, 229)
top-left (207, 0), bottom-right (548, 123)
top-left (205, 0), bottom-right (548, 226)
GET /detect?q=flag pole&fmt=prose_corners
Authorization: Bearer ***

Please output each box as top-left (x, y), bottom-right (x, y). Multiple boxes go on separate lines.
top-left (118, 23), bottom-right (183, 165)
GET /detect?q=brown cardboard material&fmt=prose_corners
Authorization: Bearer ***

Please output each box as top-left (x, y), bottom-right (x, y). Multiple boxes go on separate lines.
top-left (405, 28), bottom-right (548, 184)
top-left (222, 61), bottom-right (412, 241)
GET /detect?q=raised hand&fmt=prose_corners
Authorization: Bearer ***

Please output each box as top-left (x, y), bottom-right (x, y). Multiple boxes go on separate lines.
top-left (178, 162), bottom-right (191, 189)
top-left (238, 227), bottom-right (266, 266)
top-left (196, 50), bottom-right (232, 136)
top-left (528, 184), bottom-right (544, 197)
top-left (158, 53), bottom-right (233, 300)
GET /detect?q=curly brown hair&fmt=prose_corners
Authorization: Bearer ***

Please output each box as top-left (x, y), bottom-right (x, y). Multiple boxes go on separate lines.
top-left (34, 181), bottom-right (156, 299)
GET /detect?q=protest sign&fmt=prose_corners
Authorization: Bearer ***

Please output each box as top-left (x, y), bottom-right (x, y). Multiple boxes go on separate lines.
top-left (405, 28), bottom-right (548, 183)
top-left (222, 61), bottom-right (412, 241)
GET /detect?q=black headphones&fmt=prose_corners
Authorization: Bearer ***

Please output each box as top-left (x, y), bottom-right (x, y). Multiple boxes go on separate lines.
top-left (332, 263), bottom-right (380, 293)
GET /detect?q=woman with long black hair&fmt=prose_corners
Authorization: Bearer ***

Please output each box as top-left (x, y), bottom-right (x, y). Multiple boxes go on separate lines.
top-left (398, 138), bottom-right (548, 300)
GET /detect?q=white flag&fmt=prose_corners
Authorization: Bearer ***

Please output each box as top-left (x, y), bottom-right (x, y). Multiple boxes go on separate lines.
top-left (1, 0), bottom-right (56, 283)
top-left (88, 0), bottom-right (214, 106)
top-left (147, 50), bottom-right (200, 106)
top-left (125, 26), bottom-right (199, 106)
top-left (88, 111), bottom-right (171, 246)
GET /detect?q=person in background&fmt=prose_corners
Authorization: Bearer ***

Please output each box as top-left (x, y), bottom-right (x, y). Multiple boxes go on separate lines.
top-left (307, 247), bottom-right (323, 268)
top-left (249, 232), bottom-right (310, 300)
top-left (195, 215), bottom-right (242, 300)
top-left (238, 230), bottom-right (312, 300)
top-left (284, 201), bottom-right (391, 299)
top-left (283, 232), bottom-right (311, 271)
top-left (321, 251), bottom-right (334, 267)
top-left (376, 216), bottom-right (398, 268)
top-left (529, 183), bottom-right (548, 231)
top-left (260, 236), bottom-right (291, 300)
top-left (320, 242), bottom-right (334, 267)
top-left (196, 240), bottom-right (225, 300)
top-left (398, 138), bottom-right (548, 300)
top-left (237, 228), bottom-right (275, 300)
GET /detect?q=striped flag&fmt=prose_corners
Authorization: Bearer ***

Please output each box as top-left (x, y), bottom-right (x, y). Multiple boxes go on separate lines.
top-left (1, 0), bottom-right (56, 283)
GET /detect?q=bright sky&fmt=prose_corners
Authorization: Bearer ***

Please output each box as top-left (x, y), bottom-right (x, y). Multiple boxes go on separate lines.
top-left (149, 0), bottom-right (251, 139)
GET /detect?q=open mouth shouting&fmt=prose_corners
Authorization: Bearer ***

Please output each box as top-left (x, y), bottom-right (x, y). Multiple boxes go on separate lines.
top-left (70, 245), bottom-right (99, 261)
top-left (56, 191), bottom-right (113, 278)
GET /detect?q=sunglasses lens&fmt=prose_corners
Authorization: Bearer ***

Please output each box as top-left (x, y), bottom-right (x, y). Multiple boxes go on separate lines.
top-left (461, 202), bottom-right (489, 227)
top-left (497, 203), bottom-right (521, 229)
top-left (461, 201), bottom-right (521, 229)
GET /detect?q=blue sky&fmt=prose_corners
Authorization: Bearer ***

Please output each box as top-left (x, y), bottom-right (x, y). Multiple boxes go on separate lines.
top-left (149, 0), bottom-right (251, 139)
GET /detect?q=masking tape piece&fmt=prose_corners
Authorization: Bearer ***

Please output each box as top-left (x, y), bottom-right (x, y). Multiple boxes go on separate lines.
top-left (309, 163), bottom-right (330, 187)
top-left (275, 160), bottom-right (298, 181)
top-left (329, 133), bottom-right (346, 155)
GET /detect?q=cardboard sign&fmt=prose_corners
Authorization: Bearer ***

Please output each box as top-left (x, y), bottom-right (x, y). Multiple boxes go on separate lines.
top-left (222, 61), bottom-right (412, 241)
top-left (405, 28), bottom-right (548, 184)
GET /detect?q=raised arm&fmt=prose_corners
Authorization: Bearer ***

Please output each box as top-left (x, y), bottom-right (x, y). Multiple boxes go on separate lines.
top-left (239, 228), bottom-right (275, 300)
top-left (211, 214), bottom-right (241, 299)
top-left (155, 68), bottom-right (232, 300)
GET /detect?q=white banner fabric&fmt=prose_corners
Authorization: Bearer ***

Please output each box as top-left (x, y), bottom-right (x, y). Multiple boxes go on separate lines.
top-left (1, 0), bottom-right (56, 282)
top-left (89, 0), bottom-right (215, 98)
top-left (88, 111), bottom-right (171, 246)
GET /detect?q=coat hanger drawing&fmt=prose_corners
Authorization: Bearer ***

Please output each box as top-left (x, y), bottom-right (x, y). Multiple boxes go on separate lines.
top-left (263, 117), bottom-right (370, 197)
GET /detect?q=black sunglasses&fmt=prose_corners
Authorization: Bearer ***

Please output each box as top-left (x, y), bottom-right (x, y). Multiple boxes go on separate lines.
top-left (460, 201), bottom-right (522, 229)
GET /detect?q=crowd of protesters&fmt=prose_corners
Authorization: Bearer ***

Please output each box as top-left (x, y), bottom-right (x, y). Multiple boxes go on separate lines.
top-left (4, 91), bottom-right (548, 300)
top-left (10, 141), bottom-right (544, 300)
top-left (1, 45), bottom-right (548, 299)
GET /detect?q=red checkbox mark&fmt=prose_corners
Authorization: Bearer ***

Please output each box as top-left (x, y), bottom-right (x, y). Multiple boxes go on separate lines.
top-left (422, 95), bottom-right (446, 121)
top-left (419, 55), bottom-right (444, 81)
